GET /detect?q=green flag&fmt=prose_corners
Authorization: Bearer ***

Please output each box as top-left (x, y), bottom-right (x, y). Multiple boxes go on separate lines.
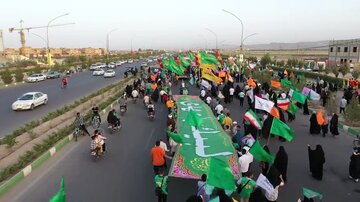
top-left (185, 110), bottom-right (203, 128)
top-left (49, 177), bottom-right (65, 202)
top-left (178, 55), bottom-right (190, 67)
top-left (188, 51), bottom-right (195, 61)
top-left (291, 91), bottom-right (307, 104)
top-left (249, 140), bottom-right (275, 163)
top-left (290, 86), bottom-right (300, 92)
top-left (280, 79), bottom-right (292, 87)
top-left (167, 130), bottom-right (184, 143)
top-left (201, 51), bottom-right (218, 65)
top-left (303, 187), bottom-right (323, 200)
top-left (270, 118), bottom-right (295, 141)
top-left (207, 157), bottom-right (236, 191)
top-left (287, 101), bottom-right (299, 115)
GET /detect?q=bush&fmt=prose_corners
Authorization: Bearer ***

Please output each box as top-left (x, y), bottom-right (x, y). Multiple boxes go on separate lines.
top-left (260, 54), bottom-right (271, 67)
top-left (344, 99), bottom-right (360, 126)
top-left (352, 70), bottom-right (360, 79)
top-left (1, 69), bottom-right (13, 84)
top-left (14, 69), bottom-right (24, 82)
top-left (332, 67), bottom-right (339, 78)
top-left (339, 65), bottom-right (350, 77)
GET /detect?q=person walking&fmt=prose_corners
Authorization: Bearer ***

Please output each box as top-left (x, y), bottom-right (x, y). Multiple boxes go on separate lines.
top-left (309, 112), bottom-right (321, 134)
top-left (197, 174), bottom-right (210, 201)
top-left (151, 141), bottom-right (172, 175)
top-left (330, 113), bottom-right (340, 136)
top-left (236, 172), bottom-right (256, 202)
top-left (308, 144), bottom-right (325, 180)
top-left (340, 96), bottom-right (347, 114)
top-left (349, 147), bottom-right (360, 183)
top-left (239, 90), bottom-right (245, 107)
top-left (154, 168), bottom-right (169, 202)
top-left (238, 147), bottom-right (254, 176)
top-left (274, 146), bottom-right (288, 182)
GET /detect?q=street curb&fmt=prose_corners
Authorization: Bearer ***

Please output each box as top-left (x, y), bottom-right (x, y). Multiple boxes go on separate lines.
top-left (0, 77), bottom-right (136, 197)
top-left (338, 123), bottom-right (360, 137)
top-left (0, 134), bottom-right (73, 197)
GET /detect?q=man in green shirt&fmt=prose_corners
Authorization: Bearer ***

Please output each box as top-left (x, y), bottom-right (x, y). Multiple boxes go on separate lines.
top-left (236, 172), bottom-right (256, 202)
top-left (154, 169), bottom-right (168, 202)
top-left (217, 111), bottom-right (226, 125)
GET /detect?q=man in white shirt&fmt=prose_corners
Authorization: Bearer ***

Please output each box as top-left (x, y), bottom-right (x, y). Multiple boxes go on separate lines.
top-left (239, 91), bottom-right (245, 107)
top-left (238, 146), bottom-right (254, 175)
top-left (229, 87), bottom-right (235, 102)
top-left (159, 139), bottom-right (169, 152)
top-left (159, 89), bottom-right (166, 103)
top-left (215, 103), bottom-right (224, 115)
top-left (206, 96), bottom-right (212, 105)
top-left (340, 96), bottom-right (347, 114)
top-left (200, 89), bottom-right (206, 100)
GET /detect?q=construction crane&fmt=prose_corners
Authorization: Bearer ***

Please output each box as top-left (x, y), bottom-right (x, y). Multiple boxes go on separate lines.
top-left (9, 20), bottom-right (74, 50)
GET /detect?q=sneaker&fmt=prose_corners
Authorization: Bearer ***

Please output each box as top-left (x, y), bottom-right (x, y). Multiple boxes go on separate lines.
top-left (355, 179), bottom-right (359, 183)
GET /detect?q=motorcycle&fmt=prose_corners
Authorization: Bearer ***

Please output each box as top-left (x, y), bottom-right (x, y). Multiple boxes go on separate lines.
top-left (148, 111), bottom-right (155, 121)
top-left (108, 123), bottom-right (121, 134)
top-left (91, 148), bottom-right (103, 161)
top-left (120, 105), bottom-right (127, 116)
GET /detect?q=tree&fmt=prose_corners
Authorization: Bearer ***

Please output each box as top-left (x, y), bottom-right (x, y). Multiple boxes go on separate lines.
top-left (277, 60), bottom-right (285, 67)
top-left (352, 70), bottom-right (360, 79)
top-left (246, 56), bottom-right (257, 63)
top-left (1, 69), bottom-right (13, 84)
top-left (324, 67), bottom-right (331, 75)
top-left (325, 93), bottom-right (337, 115)
top-left (344, 99), bottom-right (360, 126)
top-left (14, 69), bottom-right (24, 82)
top-left (339, 65), bottom-right (350, 77)
top-left (298, 60), bottom-right (304, 68)
top-left (332, 67), bottom-right (339, 77)
top-left (260, 53), bottom-right (271, 67)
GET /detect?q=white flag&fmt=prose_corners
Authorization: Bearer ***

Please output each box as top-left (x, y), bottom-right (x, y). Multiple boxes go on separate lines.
top-left (246, 88), bottom-right (254, 103)
top-left (255, 96), bottom-right (274, 113)
top-left (256, 174), bottom-right (275, 196)
top-left (309, 90), bottom-right (320, 101)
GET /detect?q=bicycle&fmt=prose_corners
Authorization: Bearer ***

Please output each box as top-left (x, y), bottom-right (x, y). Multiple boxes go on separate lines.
top-left (91, 115), bottom-right (101, 129)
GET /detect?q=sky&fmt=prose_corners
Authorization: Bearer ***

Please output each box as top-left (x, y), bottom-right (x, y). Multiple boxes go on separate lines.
top-left (1, 0), bottom-right (360, 50)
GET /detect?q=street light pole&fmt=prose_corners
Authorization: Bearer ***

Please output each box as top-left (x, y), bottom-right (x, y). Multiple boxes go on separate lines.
top-left (47, 13), bottom-right (69, 51)
top-left (106, 28), bottom-right (118, 53)
top-left (222, 9), bottom-right (244, 51)
top-left (241, 33), bottom-right (258, 49)
top-left (205, 28), bottom-right (218, 50)
top-left (46, 13), bottom-right (70, 65)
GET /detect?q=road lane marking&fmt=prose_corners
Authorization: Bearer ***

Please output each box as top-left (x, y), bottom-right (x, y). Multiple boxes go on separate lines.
top-left (146, 128), bottom-right (156, 148)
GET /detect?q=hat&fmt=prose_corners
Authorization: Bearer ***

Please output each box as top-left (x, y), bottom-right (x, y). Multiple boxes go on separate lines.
top-left (233, 121), bottom-right (238, 125)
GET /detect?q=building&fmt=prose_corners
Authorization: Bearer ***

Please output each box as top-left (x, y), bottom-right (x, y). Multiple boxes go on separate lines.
top-left (0, 30), bottom-right (4, 53)
top-left (328, 39), bottom-right (360, 66)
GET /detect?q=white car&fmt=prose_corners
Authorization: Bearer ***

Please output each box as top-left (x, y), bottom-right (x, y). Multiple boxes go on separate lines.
top-left (107, 62), bottom-right (116, 69)
top-left (93, 69), bottom-right (105, 76)
top-left (104, 70), bottom-right (116, 78)
top-left (26, 74), bottom-right (47, 82)
top-left (127, 60), bottom-right (133, 63)
top-left (12, 92), bottom-right (48, 111)
top-left (89, 64), bottom-right (101, 71)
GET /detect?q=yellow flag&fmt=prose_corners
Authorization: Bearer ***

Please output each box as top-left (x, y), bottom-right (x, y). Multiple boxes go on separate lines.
top-left (202, 68), bottom-right (222, 84)
top-left (199, 63), bottom-right (216, 70)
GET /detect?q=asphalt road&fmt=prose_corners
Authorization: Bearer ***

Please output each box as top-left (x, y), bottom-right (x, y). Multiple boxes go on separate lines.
top-left (1, 84), bottom-right (360, 202)
top-left (0, 61), bottom-right (147, 137)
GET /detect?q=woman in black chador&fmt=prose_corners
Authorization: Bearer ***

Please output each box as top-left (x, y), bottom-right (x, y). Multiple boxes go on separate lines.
top-left (309, 112), bottom-right (321, 134)
top-left (308, 144), bottom-right (325, 180)
top-left (330, 113), bottom-right (339, 136)
top-left (274, 146), bottom-right (288, 182)
top-left (303, 99), bottom-right (310, 115)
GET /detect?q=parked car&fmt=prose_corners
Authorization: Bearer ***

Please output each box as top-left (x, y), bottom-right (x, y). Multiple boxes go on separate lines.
top-left (104, 70), bottom-right (116, 78)
top-left (46, 71), bottom-right (61, 79)
top-left (127, 60), bottom-right (133, 64)
top-left (107, 62), bottom-right (116, 69)
top-left (12, 92), bottom-right (48, 111)
top-left (26, 74), bottom-right (47, 82)
top-left (92, 69), bottom-right (105, 76)
top-left (89, 64), bottom-right (101, 71)
top-left (141, 62), bottom-right (148, 67)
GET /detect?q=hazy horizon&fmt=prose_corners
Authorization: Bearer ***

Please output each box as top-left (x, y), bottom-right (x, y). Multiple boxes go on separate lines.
top-left (1, 0), bottom-right (360, 50)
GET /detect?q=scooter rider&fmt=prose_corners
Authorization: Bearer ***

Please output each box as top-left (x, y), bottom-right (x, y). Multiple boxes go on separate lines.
top-left (147, 101), bottom-right (155, 116)
top-left (91, 104), bottom-right (101, 123)
top-left (143, 94), bottom-right (150, 107)
top-left (119, 93), bottom-right (128, 110)
top-left (132, 88), bottom-right (139, 99)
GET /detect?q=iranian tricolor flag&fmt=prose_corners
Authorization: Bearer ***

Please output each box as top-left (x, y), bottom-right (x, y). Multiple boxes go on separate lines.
top-left (277, 98), bottom-right (290, 110)
top-left (243, 109), bottom-right (263, 129)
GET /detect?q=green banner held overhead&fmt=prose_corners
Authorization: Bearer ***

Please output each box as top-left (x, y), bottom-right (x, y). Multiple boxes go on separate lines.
top-left (169, 96), bottom-right (239, 188)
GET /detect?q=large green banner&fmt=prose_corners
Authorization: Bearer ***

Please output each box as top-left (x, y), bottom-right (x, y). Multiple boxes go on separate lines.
top-left (169, 96), bottom-right (239, 179)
